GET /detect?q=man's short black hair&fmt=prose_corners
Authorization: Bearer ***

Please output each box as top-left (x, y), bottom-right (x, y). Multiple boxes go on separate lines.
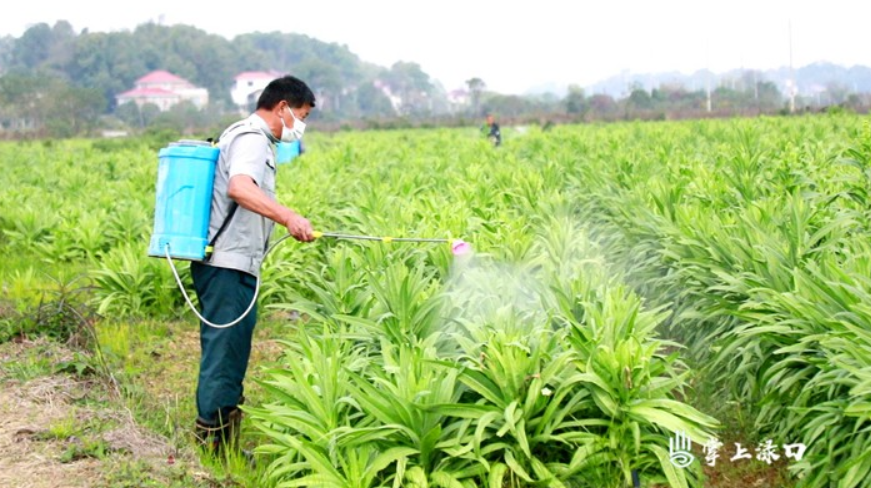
top-left (256, 76), bottom-right (316, 110)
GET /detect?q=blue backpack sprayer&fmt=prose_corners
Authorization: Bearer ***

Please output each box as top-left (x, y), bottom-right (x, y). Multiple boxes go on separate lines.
top-left (147, 139), bottom-right (471, 328)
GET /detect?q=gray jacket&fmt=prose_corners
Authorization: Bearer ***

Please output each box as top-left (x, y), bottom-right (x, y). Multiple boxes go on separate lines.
top-left (206, 114), bottom-right (278, 277)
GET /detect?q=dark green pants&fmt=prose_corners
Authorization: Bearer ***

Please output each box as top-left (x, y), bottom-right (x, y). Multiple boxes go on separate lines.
top-left (191, 262), bottom-right (257, 426)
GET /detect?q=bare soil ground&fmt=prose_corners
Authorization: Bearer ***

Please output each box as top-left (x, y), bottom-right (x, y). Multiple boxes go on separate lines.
top-left (0, 338), bottom-right (209, 488)
top-left (0, 319), bottom-right (287, 488)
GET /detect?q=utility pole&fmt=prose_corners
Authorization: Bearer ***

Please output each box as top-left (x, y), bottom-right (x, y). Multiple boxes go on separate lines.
top-left (788, 20), bottom-right (796, 114)
top-left (752, 70), bottom-right (760, 115)
top-left (705, 42), bottom-right (712, 113)
top-left (706, 76), bottom-right (712, 113)
top-left (753, 70), bottom-right (758, 101)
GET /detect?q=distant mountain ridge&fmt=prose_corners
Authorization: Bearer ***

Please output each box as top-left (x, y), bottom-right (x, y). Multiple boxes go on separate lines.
top-left (527, 62), bottom-right (871, 99)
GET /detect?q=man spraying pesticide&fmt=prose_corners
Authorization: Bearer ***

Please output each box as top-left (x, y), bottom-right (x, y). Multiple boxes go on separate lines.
top-left (148, 75), bottom-right (473, 458)
top-left (184, 76), bottom-right (316, 456)
top-left (147, 75), bottom-right (318, 456)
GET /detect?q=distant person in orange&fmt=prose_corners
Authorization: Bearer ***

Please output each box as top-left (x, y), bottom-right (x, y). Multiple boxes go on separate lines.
top-left (485, 114), bottom-right (501, 147)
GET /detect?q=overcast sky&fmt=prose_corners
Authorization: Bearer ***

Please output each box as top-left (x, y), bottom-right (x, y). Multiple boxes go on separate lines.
top-left (1, 0), bottom-right (868, 94)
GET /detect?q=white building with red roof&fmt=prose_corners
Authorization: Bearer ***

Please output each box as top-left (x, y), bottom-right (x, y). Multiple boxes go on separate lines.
top-left (116, 70), bottom-right (209, 111)
top-left (231, 71), bottom-right (283, 111)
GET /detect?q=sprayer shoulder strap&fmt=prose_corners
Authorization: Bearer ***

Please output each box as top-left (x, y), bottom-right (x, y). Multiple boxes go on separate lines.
top-left (205, 118), bottom-right (272, 259)
top-left (216, 118), bottom-right (265, 143)
top-left (206, 119), bottom-right (258, 232)
top-left (207, 201), bottom-right (238, 253)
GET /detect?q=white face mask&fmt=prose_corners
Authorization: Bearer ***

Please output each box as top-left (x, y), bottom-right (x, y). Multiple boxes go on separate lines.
top-left (280, 106), bottom-right (306, 142)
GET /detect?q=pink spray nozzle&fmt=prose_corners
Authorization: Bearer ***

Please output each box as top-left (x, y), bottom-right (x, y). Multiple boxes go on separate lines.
top-left (451, 239), bottom-right (472, 256)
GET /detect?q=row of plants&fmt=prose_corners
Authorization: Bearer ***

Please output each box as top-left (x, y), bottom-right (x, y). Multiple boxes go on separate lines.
top-left (4, 115), bottom-right (870, 486)
top-left (539, 115), bottom-right (871, 487)
top-left (228, 129), bottom-right (720, 486)
top-left (248, 217), bottom-right (716, 487)
top-left (1, 127), bottom-right (719, 486)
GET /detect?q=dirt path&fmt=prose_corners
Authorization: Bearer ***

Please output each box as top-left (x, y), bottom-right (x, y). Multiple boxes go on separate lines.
top-left (0, 339), bottom-right (205, 488)
top-left (0, 322), bottom-right (286, 488)
top-left (0, 374), bottom-right (105, 488)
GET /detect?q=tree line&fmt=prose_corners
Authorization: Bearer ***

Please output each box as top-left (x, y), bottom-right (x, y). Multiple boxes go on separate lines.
top-left (1, 21), bottom-right (866, 139)
top-left (0, 21), bottom-right (443, 137)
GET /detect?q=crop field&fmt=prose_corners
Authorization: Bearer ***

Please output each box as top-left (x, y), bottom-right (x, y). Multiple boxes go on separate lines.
top-left (1, 115), bottom-right (870, 487)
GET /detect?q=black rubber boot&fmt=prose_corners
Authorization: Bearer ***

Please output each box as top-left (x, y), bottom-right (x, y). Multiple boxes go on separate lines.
top-left (194, 404), bottom-right (253, 465)
top-left (194, 413), bottom-right (236, 455)
top-left (227, 408), bottom-right (255, 465)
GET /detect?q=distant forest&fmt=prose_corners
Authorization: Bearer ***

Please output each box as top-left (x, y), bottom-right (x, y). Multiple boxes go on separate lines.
top-left (0, 21), bottom-right (869, 138)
